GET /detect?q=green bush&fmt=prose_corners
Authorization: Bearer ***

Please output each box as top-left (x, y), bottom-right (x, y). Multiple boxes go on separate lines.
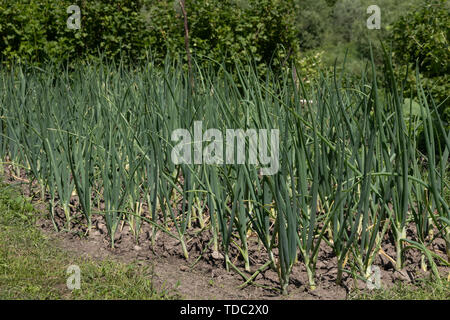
top-left (0, 0), bottom-right (151, 66)
top-left (390, 0), bottom-right (449, 136)
top-left (0, 0), bottom-right (301, 74)
top-left (391, 0), bottom-right (449, 79)
top-left (143, 0), bottom-right (300, 74)
top-left (294, 0), bottom-right (329, 51)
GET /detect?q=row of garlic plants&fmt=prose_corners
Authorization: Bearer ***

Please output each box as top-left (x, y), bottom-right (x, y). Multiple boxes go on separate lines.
top-left (0, 55), bottom-right (448, 294)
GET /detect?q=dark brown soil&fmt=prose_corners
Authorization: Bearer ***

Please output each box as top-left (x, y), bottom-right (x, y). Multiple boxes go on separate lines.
top-left (2, 163), bottom-right (448, 299)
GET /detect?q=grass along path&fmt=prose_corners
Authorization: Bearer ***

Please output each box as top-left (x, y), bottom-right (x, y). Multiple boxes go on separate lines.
top-left (350, 279), bottom-right (449, 300)
top-left (0, 180), bottom-right (178, 300)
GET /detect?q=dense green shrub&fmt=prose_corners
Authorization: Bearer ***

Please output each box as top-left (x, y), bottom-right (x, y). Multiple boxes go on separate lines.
top-left (143, 0), bottom-right (300, 74)
top-left (391, 0), bottom-right (449, 79)
top-left (0, 0), bottom-right (151, 66)
top-left (0, 0), bottom-right (301, 74)
top-left (294, 0), bottom-right (329, 51)
top-left (390, 0), bottom-right (449, 135)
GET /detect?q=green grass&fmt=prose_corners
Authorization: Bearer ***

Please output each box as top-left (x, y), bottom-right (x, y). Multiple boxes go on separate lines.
top-left (0, 180), bottom-right (178, 300)
top-left (350, 278), bottom-right (450, 300)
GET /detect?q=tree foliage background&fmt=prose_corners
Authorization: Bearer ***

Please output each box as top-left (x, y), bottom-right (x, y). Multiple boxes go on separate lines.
top-left (0, 0), bottom-right (150, 66)
top-left (0, 0), bottom-right (448, 111)
top-left (391, 0), bottom-right (449, 147)
top-left (143, 0), bottom-right (300, 73)
top-left (0, 0), bottom-right (301, 74)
